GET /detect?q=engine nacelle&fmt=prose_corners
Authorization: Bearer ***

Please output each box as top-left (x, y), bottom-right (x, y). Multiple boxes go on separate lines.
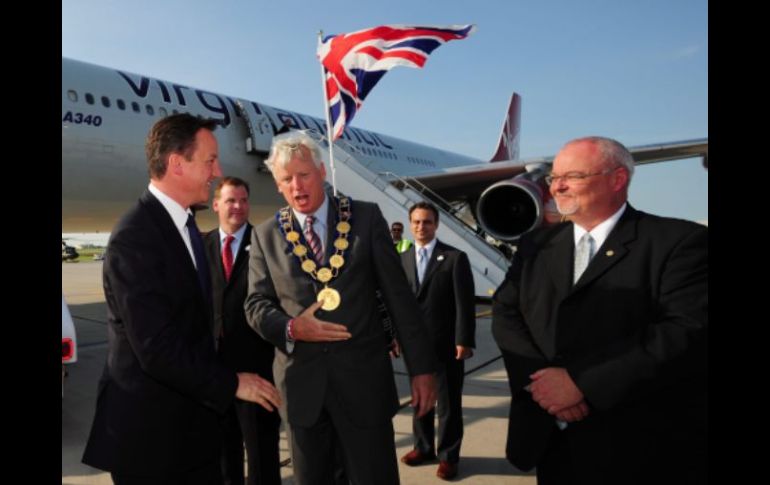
top-left (476, 171), bottom-right (559, 242)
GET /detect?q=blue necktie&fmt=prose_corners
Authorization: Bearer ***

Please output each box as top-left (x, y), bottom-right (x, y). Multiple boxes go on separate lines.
top-left (417, 247), bottom-right (428, 285)
top-left (186, 214), bottom-right (212, 304)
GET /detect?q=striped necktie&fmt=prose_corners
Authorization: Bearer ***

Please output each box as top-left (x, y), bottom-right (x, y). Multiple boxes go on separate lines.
top-left (304, 215), bottom-right (324, 265)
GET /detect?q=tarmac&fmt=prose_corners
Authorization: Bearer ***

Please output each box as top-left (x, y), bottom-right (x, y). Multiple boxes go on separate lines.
top-left (62, 261), bottom-right (536, 484)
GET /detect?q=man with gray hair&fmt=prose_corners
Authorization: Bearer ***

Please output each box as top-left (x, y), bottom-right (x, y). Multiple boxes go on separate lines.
top-left (492, 136), bottom-right (707, 484)
top-left (245, 131), bottom-right (437, 485)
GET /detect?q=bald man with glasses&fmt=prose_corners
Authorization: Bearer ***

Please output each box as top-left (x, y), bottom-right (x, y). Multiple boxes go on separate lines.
top-left (492, 136), bottom-right (707, 485)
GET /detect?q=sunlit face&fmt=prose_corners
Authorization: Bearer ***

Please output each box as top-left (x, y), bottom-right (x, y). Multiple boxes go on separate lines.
top-left (410, 208), bottom-right (438, 246)
top-left (213, 183), bottom-right (250, 233)
top-left (177, 129), bottom-right (222, 206)
top-left (272, 150), bottom-right (327, 214)
top-left (549, 140), bottom-right (626, 229)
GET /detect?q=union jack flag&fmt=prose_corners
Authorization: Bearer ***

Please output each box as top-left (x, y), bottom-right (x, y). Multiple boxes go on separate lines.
top-left (318, 24), bottom-right (476, 139)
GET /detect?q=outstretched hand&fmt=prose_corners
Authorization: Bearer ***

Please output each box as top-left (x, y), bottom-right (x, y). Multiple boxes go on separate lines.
top-left (291, 300), bottom-right (352, 342)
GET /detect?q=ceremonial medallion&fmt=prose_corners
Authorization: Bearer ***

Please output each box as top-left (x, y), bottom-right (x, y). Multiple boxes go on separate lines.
top-left (317, 287), bottom-right (341, 311)
top-left (301, 260), bottom-right (317, 273)
top-left (334, 238), bottom-right (349, 250)
top-left (293, 245), bottom-right (308, 257)
top-left (336, 221), bottom-right (351, 234)
top-left (329, 254), bottom-right (344, 268)
top-left (317, 267), bottom-right (333, 283)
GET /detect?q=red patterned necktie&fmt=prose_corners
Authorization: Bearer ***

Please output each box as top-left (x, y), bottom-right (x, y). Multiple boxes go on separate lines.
top-left (304, 215), bottom-right (324, 265)
top-left (222, 234), bottom-right (234, 281)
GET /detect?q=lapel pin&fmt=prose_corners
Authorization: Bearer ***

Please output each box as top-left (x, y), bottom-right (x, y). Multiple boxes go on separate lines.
top-left (605, 250), bottom-right (614, 257)
top-left (437, 255), bottom-right (445, 261)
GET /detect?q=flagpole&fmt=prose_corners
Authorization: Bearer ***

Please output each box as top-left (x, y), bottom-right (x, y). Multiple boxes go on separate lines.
top-left (318, 30), bottom-right (338, 196)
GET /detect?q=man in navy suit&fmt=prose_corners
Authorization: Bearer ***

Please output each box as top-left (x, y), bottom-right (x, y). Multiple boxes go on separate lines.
top-left (205, 177), bottom-right (281, 485)
top-left (82, 114), bottom-right (281, 485)
top-left (399, 202), bottom-right (476, 481)
top-left (492, 136), bottom-right (707, 484)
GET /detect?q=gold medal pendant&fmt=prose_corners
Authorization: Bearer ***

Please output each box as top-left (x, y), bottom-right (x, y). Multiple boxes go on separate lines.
top-left (317, 287), bottom-right (341, 311)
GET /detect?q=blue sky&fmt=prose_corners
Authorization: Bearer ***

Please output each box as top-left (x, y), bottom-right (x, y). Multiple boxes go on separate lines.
top-left (62, 0), bottom-right (707, 222)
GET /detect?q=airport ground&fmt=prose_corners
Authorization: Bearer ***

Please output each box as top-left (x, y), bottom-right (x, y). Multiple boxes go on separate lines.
top-left (62, 261), bottom-right (535, 484)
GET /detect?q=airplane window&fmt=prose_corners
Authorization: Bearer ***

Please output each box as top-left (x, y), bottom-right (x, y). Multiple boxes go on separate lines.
top-left (146, 105), bottom-right (154, 116)
top-left (117, 99), bottom-right (125, 110)
top-left (131, 102), bottom-right (140, 113)
top-left (158, 107), bottom-right (168, 117)
top-left (67, 90), bottom-right (78, 102)
top-left (101, 96), bottom-right (110, 108)
top-left (85, 93), bottom-right (94, 105)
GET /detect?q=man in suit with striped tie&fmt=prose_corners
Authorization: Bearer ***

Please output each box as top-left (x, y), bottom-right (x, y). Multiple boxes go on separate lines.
top-left (245, 131), bottom-right (437, 485)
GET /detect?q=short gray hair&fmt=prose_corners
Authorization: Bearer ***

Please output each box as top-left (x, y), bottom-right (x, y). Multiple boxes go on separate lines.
top-left (562, 136), bottom-right (634, 183)
top-left (264, 131), bottom-right (323, 172)
top-left (566, 136), bottom-right (635, 181)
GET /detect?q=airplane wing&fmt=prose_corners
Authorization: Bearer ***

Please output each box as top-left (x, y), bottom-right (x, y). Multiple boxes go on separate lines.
top-left (411, 138), bottom-right (708, 201)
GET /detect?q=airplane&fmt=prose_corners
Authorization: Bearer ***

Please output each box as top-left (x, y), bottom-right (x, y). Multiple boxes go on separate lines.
top-left (62, 57), bottom-right (708, 243)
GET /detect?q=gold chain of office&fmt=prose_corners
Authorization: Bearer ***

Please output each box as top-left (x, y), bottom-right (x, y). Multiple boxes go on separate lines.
top-left (277, 196), bottom-right (352, 310)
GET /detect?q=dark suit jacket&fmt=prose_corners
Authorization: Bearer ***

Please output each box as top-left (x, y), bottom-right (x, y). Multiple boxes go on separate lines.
top-left (491, 205), bottom-right (708, 477)
top-left (204, 224), bottom-right (275, 377)
top-left (82, 190), bottom-right (238, 476)
top-left (400, 240), bottom-right (476, 362)
top-left (244, 197), bottom-right (436, 428)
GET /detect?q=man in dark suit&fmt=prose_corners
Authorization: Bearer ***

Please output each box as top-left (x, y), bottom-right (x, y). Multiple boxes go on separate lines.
top-left (492, 136), bottom-right (707, 485)
top-left (82, 114), bottom-right (281, 485)
top-left (205, 177), bottom-right (281, 485)
top-left (244, 131), bottom-right (437, 485)
top-left (399, 202), bottom-right (476, 480)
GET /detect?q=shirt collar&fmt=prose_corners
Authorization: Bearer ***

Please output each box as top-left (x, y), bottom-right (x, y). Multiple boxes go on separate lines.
top-left (148, 182), bottom-right (190, 233)
top-left (414, 238), bottom-right (438, 259)
top-left (573, 202), bottom-right (627, 250)
top-left (219, 223), bottom-right (248, 245)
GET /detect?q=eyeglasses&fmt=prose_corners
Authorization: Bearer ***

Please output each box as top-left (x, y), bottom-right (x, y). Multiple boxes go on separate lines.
top-left (545, 168), bottom-right (616, 185)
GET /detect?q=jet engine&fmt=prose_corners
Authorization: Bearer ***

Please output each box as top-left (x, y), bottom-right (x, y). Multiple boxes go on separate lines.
top-left (475, 167), bottom-right (559, 242)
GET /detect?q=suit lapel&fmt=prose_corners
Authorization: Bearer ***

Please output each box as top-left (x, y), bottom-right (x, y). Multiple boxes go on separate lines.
top-left (324, 196), bottom-right (338, 263)
top-left (543, 226), bottom-right (574, 298)
top-left (229, 223), bottom-right (252, 286)
top-left (401, 246), bottom-right (418, 294)
top-left (140, 191), bottom-right (207, 313)
top-left (571, 207), bottom-right (638, 293)
top-left (209, 232), bottom-right (226, 284)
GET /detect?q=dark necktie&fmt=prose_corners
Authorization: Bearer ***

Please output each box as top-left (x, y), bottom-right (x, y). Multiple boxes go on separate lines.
top-left (222, 234), bottom-right (234, 281)
top-left (304, 215), bottom-right (324, 266)
top-left (186, 214), bottom-right (212, 303)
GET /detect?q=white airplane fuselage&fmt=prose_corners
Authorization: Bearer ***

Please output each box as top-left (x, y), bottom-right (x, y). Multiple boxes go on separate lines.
top-left (62, 57), bottom-right (479, 232)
